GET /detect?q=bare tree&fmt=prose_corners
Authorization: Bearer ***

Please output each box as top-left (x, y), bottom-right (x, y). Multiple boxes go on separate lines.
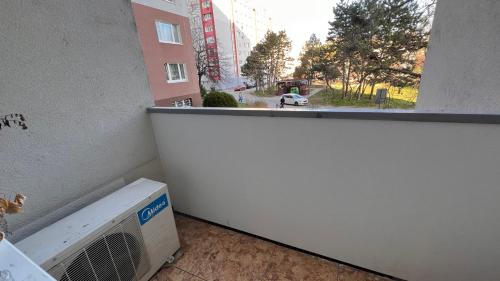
top-left (420, 0), bottom-right (437, 31)
top-left (191, 32), bottom-right (232, 91)
top-left (188, 1), bottom-right (231, 93)
top-left (191, 32), bottom-right (214, 90)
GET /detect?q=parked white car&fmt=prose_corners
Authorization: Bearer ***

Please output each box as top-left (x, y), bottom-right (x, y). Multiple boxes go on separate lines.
top-left (282, 94), bottom-right (308, 106)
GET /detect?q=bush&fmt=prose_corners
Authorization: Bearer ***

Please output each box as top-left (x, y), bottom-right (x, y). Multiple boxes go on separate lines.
top-left (203, 91), bottom-right (238, 107)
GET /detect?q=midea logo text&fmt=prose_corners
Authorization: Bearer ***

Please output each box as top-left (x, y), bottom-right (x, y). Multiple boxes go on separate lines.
top-left (141, 200), bottom-right (167, 221)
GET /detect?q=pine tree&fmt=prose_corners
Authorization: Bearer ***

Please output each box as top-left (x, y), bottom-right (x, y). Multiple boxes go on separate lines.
top-left (328, 0), bottom-right (430, 99)
top-left (294, 34), bottom-right (322, 84)
top-left (241, 31), bottom-right (292, 91)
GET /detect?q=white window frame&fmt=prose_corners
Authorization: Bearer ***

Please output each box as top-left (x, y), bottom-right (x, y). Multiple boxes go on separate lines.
top-left (201, 0), bottom-right (211, 8)
top-left (155, 21), bottom-right (182, 44)
top-left (204, 25), bottom-right (213, 32)
top-left (203, 14), bottom-right (212, 21)
top-left (206, 36), bottom-right (215, 44)
top-left (172, 98), bottom-right (193, 108)
top-left (166, 63), bottom-right (188, 83)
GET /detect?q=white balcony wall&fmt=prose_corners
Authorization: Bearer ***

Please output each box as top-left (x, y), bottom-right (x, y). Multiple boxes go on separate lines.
top-left (151, 112), bottom-right (500, 281)
top-left (0, 0), bottom-right (163, 241)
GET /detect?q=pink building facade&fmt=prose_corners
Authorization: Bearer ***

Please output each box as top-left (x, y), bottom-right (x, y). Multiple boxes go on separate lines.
top-left (133, 0), bottom-right (201, 107)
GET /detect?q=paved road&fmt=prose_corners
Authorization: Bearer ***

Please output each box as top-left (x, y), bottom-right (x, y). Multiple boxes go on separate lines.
top-left (227, 88), bottom-right (323, 108)
top-left (225, 88), bottom-right (409, 111)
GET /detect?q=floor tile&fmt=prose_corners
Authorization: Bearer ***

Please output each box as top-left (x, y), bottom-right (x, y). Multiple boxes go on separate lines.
top-left (150, 266), bottom-right (204, 281)
top-left (338, 264), bottom-right (391, 281)
top-left (262, 246), bottom-right (338, 281)
top-left (172, 216), bottom-right (216, 273)
top-left (191, 226), bottom-right (271, 280)
top-left (151, 215), bottom-right (392, 281)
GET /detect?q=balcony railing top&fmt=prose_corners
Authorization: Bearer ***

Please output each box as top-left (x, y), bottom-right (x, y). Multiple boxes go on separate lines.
top-left (147, 107), bottom-right (500, 125)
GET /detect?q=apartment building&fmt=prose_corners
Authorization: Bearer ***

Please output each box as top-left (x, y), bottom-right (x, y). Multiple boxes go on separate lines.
top-left (133, 0), bottom-right (201, 107)
top-left (188, 0), bottom-right (272, 89)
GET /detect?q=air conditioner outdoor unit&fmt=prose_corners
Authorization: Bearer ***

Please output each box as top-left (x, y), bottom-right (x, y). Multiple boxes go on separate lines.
top-left (16, 178), bottom-right (180, 281)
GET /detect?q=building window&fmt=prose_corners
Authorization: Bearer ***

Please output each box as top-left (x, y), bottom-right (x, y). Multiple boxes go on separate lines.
top-left (201, 0), bottom-right (211, 9)
top-left (165, 63), bottom-right (187, 83)
top-left (203, 14), bottom-right (212, 21)
top-left (206, 36), bottom-right (215, 44)
top-left (204, 25), bottom-right (213, 33)
top-left (172, 98), bottom-right (193, 107)
top-left (155, 21), bottom-right (182, 44)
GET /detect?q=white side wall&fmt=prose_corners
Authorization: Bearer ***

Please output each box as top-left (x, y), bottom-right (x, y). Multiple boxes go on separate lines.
top-left (151, 113), bottom-right (500, 281)
top-left (212, 0), bottom-right (239, 88)
top-left (417, 0), bottom-right (500, 113)
top-left (210, 0), bottom-right (266, 89)
top-left (0, 0), bottom-right (164, 241)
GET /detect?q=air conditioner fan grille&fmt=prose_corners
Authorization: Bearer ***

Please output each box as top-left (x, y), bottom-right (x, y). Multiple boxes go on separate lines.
top-left (48, 215), bottom-right (150, 281)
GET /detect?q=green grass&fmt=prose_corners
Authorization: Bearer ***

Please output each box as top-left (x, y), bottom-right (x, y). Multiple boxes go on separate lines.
top-left (251, 88), bottom-right (276, 97)
top-left (309, 84), bottom-right (325, 89)
top-left (309, 83), bottom-right (418, 109)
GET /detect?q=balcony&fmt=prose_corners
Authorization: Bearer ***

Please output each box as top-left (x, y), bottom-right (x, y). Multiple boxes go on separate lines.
top-left (1, 0), bottom-right (500, 280)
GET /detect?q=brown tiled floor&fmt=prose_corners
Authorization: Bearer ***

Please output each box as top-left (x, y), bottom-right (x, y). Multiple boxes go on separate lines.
top-left (151, 215), bottom-right (391, 281)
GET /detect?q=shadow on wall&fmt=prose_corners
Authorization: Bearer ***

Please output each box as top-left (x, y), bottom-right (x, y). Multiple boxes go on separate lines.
top-left (0, 0), bottom-right (161, 240)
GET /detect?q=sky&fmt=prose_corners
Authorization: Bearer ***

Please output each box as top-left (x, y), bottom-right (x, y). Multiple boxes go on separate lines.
top-left (252, 0), bottom-right (340, 65)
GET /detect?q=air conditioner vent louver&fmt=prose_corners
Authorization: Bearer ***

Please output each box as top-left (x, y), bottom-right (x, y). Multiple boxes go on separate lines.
top-left (48, 215), bottom-right (150, 281)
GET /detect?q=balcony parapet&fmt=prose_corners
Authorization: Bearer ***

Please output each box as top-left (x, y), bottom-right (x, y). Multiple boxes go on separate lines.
top-left (147, 107), bottom-right (500, 125)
